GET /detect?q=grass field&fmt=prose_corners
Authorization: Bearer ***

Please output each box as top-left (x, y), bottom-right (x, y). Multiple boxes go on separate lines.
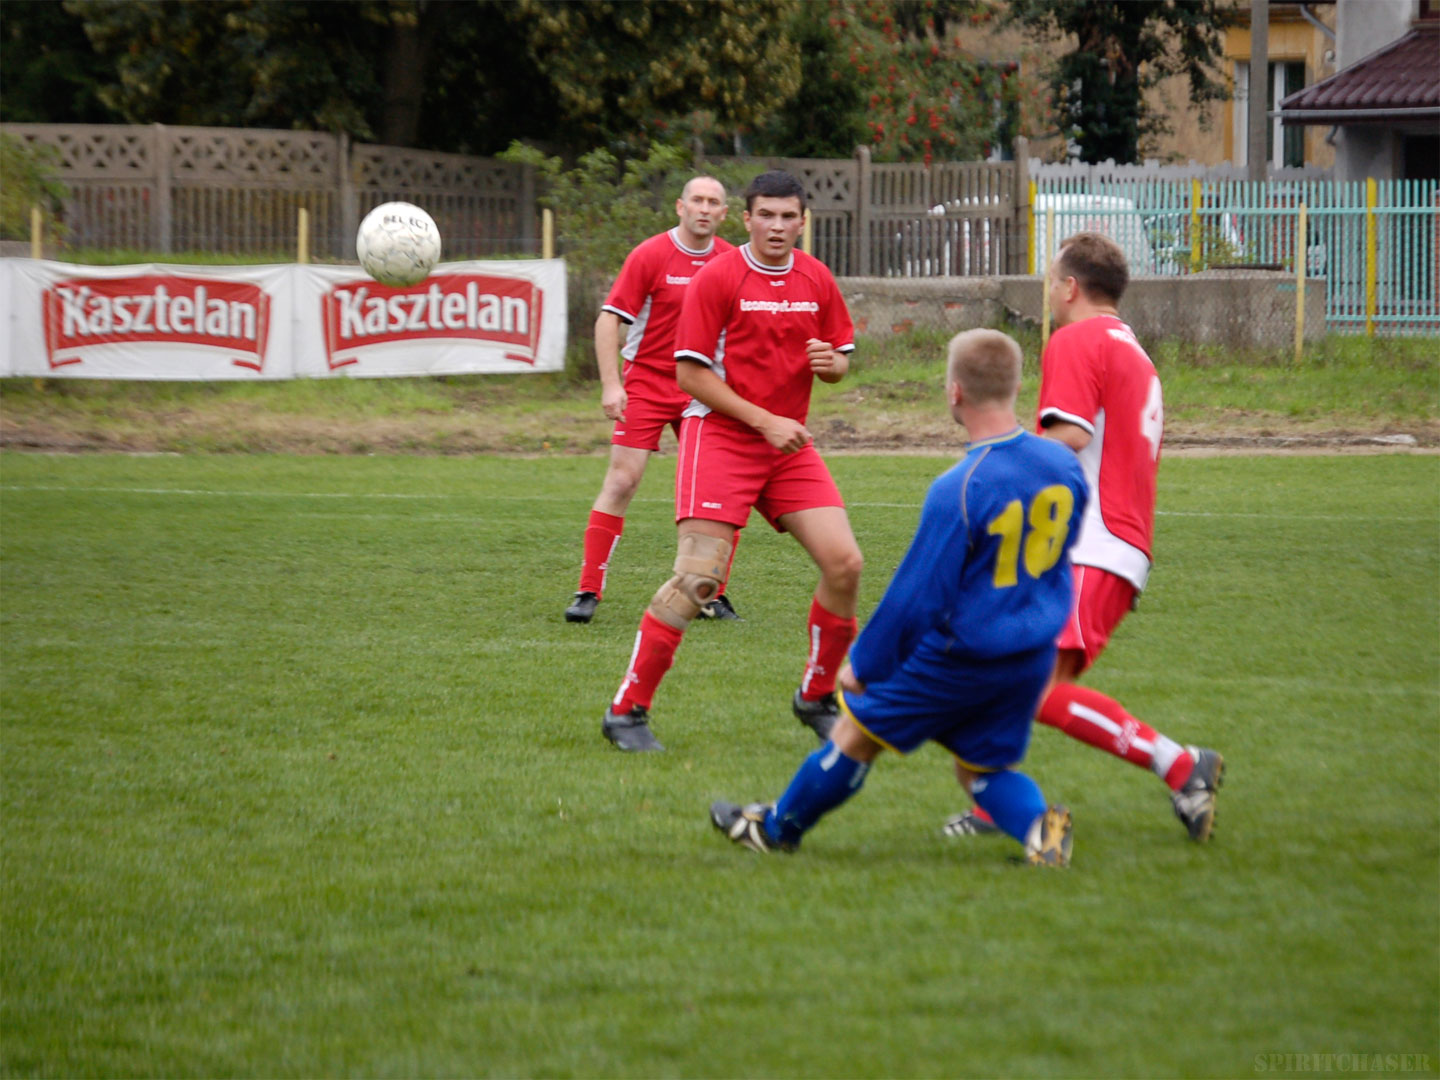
top-left (2, 449), bottom-right (1438, 1077)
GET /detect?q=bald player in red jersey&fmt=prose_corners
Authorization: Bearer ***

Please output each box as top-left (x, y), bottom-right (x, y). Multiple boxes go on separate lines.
top-left (944, 232), bottom-right (1225, 841)
top-left (601, 170), bottom-right (863, 752)
top-left (564, 176), bottom-right (741, 625)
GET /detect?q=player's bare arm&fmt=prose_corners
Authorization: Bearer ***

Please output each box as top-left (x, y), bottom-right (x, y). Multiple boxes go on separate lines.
top-left (675, 358), bottom-right (811, 453)
top-left (593, 310), bottom-right (627, 421)
top-left (1041, 418), bottom-right (1092, 453)
top-left (807, 338), bottom-right (849, 384)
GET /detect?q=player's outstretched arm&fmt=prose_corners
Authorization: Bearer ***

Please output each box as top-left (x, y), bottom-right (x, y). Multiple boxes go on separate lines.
top-left (676, 359), bottom-right (811, 453)
top-left (594, 311), bottom-right (627, 421)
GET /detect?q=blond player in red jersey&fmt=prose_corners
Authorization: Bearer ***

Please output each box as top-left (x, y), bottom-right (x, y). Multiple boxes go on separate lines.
top-left (601, 171), bottom-right (862, 752)
top-left (564, 177), bottom-right (742, 625)
top-left (944, 232), bottom-right (1225, 841)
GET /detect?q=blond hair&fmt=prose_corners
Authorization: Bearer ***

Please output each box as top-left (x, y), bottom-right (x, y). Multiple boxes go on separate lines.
top-left (946, 329), bottom-right (1022, 406)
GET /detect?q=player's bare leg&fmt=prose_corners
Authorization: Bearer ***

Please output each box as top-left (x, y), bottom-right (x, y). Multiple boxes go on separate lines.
top-left (779, 506), bottom-right (862, 739)
top-left (567, 444), bottom-right (650, 623)
top-left (604, 518), bottom-right (734, 750)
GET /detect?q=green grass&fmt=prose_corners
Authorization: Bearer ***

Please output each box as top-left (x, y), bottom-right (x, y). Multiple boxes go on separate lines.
top-left (2, 450), bottom-right (1437, 1077)
top-left (3, 329), bottom-right (1436, 455)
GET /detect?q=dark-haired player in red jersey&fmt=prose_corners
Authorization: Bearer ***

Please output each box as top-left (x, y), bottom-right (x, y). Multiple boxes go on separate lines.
top-left (601, 170), bottom-right (862, 752)
top-left (563, 176), bottom-right (742, 625)
top-left (944, 231), bottom-right (1225, 841)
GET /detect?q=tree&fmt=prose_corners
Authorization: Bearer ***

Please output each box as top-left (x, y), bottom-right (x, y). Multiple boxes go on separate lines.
top-left (0, 0), bottom-right (113, 124)
top-left (512, 0), bottom-right (802, 153)
top-left (763, 0), bottom-right (1011, 164)
top-left (1003, 0), bottom-right (1238, 164)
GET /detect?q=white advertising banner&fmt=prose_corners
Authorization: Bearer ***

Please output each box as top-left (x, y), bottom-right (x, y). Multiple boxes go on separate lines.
top-left (0, 258), bottom-right (567, 380)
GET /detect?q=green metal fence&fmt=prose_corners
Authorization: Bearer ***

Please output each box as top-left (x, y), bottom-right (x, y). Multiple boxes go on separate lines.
top-left (1031, 176), bottom-right (1440, 335)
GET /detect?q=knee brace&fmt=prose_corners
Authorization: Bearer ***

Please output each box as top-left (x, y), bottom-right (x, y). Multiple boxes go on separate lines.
top-left (647, 533), bottom-right (731, 629)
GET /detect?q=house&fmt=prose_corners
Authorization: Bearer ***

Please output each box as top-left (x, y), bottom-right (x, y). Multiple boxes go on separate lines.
top-left (1278, 0), bottom-right (1440, 180)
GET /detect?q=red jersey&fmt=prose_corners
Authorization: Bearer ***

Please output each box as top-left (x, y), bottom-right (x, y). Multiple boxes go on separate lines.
top-left (673, 244), bottom-right (854, 435)
top-left (600, 228), bottom-right (734, 375)
top-left (1038, 315), bottom-right (1163, 591)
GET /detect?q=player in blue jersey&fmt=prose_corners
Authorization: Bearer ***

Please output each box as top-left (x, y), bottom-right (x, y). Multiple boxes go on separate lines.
top-left (710, 328), bottom-right (1090, 865)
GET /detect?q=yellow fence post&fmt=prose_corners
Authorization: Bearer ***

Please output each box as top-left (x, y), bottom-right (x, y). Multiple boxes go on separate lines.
top-left (1295, 203), bottom-right (1307, 364)
top-left (1365, 178), bottom-right (1377, 336)
top-left (542, 208), bottom-right (555, 260)
top-left (30, 205), bottom-right (43, 260)
top-left (1041, 207), bottom-right (1055, 349)
top-left (1190, 178), bottom-right (1202, 274)
top-left (802, 210), bottom-right (813, 257)
top-left (297, 207), bottom-right (310, 265)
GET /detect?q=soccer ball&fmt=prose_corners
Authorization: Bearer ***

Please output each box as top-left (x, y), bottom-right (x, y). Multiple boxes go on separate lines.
top-left (356, 201), bottom-right (441, 288)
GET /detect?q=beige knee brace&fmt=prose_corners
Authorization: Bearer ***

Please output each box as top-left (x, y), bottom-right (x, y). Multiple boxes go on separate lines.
top-left (647, 532), bottom-right (732, 629)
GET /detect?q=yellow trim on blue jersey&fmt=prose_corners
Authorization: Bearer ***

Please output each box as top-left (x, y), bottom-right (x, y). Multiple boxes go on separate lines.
top-left (836, 690), bottom-right (897, 755)
top-left (966, 426), bottom-right (1026, 451)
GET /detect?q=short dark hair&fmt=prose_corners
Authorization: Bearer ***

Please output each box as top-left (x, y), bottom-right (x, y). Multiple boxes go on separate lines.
top-left (1056, 231), bottom-right (1129, 304)
top-left (947, 329), bottom-right (1022, 406)
top-left (743, 170), bottom-right (807, 213)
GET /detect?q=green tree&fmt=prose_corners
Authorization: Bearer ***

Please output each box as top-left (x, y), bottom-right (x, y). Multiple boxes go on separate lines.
top-left (1003, 0), bottom-right (1237, 164)
top-left (0, 0), bottom-right (112, 123)
top-left (0, 134), bottom-right (69, 241)
top-left (513, 0), bottom-right (802, 153)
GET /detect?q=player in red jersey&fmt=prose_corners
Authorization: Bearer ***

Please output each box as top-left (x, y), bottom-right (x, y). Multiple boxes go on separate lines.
top-left (944, 232), bottom-right (1225, 840)
top-left (564, 176), bottom-right (742, 625)
top-left (601, 171), bottom-right (863, 752)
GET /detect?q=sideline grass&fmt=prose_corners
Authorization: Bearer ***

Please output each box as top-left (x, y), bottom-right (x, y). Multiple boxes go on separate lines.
top-left (1, 330), bottom-right (1435, 454)
top-left (2, 451), bottom-right (1437, 1077)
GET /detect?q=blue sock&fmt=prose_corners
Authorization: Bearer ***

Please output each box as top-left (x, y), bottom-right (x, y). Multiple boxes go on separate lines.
top-left (766, 741), bottom-right (871, 847)
top-left (971, 769), bottom-right (1047, 843)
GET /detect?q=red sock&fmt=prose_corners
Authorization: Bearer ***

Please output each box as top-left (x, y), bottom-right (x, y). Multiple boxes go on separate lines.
top-left (1038, 682), bottom-right (1193, 788)
top-left (720, 530), bottom-right (740, 593)
top-left (578, 510), bottom-right (624, 597)
top-left (613, 612), bottom-right (684, 714)
top-left (799, 597), bottom-right (858, 701)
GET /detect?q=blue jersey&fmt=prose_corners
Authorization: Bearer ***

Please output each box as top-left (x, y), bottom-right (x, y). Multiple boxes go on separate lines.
top-left (848, 428), bottom-right (1088, 686)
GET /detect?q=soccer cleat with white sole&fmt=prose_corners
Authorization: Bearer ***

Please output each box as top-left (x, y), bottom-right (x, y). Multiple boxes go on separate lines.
top-left (1172, 746), bottom-right (1225, 842)
top-left (709, 800), bottom-right (793, 853)
top-left (942, 808), bottom-right (1002, 838)
top-left (1024, 805), bottom-right (1073, 867)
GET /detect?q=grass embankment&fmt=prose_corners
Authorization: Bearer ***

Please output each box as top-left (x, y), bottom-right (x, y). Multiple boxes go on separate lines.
top-left (1, 327), bottom-right (1435, 455)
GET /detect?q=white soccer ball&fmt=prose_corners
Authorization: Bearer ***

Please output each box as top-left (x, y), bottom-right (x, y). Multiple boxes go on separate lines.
top-left (356, 201), bottom-right (441, 287)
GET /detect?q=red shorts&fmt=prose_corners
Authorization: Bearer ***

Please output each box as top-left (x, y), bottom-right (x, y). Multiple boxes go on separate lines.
top-left (674, 415), bottom-right (843, 530)
top-left (611, 361), bottom-right (690, 452)
top-left (1057, 564), bottom-right (1137, 672)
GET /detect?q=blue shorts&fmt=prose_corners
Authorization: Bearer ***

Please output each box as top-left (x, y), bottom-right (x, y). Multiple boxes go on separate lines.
top-left (839, 644), bottom-right (1056, 770)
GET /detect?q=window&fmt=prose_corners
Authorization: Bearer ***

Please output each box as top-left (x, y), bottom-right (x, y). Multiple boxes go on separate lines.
top-left (1233, 59), bottom-right (1307, 169)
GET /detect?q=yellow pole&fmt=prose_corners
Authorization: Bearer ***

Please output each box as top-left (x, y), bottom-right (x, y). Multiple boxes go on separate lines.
top-left (30, 205), bottom-right (42, 260)
top-left (297, 207), bottom-right (310, 265)
top-left (802, 210), bottom-right (813, 257)
top-left (1294, 203), bottom-right (1307, 364)
top-left (1190, 179), bottom-right (1202, 273)
top-left (1028, 179), bottom-right (1037, 274)
top-left (542, 208), bottom-right (555, 260)
top-left (1365, 178), bottom-right (1377, 336)
top-left (1041, 207), bottom-right (1055, 349)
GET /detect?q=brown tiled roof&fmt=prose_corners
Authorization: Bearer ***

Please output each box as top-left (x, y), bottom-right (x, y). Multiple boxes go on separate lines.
top-left (1280, 23), bottom-right (1440, 123)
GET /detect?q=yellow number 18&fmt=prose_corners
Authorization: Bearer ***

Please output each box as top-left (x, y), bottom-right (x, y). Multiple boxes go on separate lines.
top-left (985, 485), bottom-right (1075, 588)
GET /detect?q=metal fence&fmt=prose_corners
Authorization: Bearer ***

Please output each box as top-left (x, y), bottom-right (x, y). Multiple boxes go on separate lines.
top-left (1031, 175), bottom-right (1440, 334)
